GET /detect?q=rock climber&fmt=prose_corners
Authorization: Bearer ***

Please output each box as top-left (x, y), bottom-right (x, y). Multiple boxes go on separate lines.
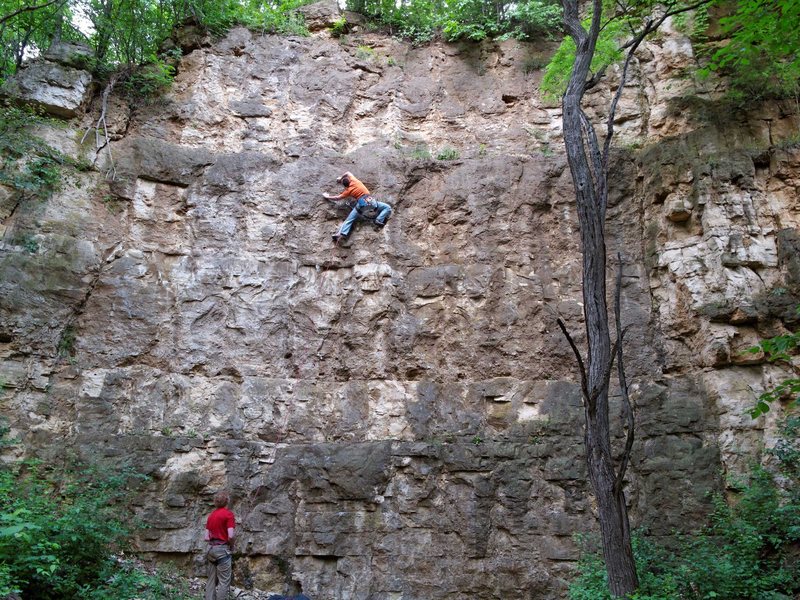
top-left (323, 171), bottom-right (392, 243)
top-left (204, 490), bottom-right (236, 600)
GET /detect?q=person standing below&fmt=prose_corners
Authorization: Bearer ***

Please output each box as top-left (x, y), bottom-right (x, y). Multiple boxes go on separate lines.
top-left (323, 171), bottom-right (392, 243)
top-left (204, 491), bottom-right (236, 600)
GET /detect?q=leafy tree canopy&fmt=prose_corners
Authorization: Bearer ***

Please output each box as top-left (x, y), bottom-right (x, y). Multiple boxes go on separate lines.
top-left (540, 0), bottom-right (709, 100)
top-left (344, 0), bottom-right (562, 44)
top-left (541, 0), bottom-right (800, 106)
top-left (0, 0), bottom-right (565, 89)
top-left (702, 0), bottom-right (800, 103)
top-left (0, 0), bottom-right (313, 86)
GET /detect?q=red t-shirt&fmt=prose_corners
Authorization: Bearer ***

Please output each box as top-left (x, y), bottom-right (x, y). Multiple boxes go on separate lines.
top-left (206, 507), bottom-right (235, 542)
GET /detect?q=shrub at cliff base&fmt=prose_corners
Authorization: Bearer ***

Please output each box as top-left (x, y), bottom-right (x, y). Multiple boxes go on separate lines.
top-left (570, 416), bottom-right (800, 599)
top-left (0, 443), bottom-right (190, 599)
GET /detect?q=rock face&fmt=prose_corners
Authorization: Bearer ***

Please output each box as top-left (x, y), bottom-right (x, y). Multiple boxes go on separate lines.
top-left (1, 17), bottom-right (799, 600)
top-left (1, 41), bottom-right (93, 118)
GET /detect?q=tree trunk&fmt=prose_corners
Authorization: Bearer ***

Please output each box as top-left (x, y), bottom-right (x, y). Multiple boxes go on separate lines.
top-left (560, 0), bottom-right (639, 596)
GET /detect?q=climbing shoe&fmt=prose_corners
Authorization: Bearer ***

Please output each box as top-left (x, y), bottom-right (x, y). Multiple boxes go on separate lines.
top-left (374, 220), bottom-right (385, 228)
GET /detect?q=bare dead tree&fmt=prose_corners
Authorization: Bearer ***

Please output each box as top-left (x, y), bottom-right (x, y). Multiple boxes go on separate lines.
top-left (81, 72), bottom-right (122, 180)
top-left (557, 0), bottom-right (711, 596)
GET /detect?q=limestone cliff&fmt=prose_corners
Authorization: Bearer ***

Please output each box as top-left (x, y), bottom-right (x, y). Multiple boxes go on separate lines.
top-left (1, 11), bottom-right (798, 599)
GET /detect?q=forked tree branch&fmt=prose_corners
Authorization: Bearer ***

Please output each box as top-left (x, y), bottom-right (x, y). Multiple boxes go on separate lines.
top-left (603, 0), bottom-right (714, 166)
top-left (557, 317), bottom-right (592, 409)
top-left (0, 0), bottom-right (63, 26)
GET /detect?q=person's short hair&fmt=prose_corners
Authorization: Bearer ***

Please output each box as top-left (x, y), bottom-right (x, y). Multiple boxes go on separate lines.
top-left (340, 176), bottom-right (350, 187)
top-left (213, 491), bottom-right (230, 508)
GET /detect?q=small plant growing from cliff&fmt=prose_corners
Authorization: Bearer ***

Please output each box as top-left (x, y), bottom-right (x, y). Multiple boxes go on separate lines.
top-left (122, 60), bottom-right (177, 100)
top-left (746, 306), bottom-right (800, 418)
top-left (410, 145), bottom-right (431, 160)
top-left (101, 193), bottom-right (123, 215)
top-left (522, 55), bottom-right (548, 74)
top-left (436, 147), bottom-right (460, 160)
top-left (57, 325), bottom-right (77, 358)
top-left (21, 235), bottom-right (39, 255)
top-left (0, 102), bottom-right (90, 202)
top-left (355, 45), bottom-right (376, 61)
top-left (331, 17), bottom-right (348, 37)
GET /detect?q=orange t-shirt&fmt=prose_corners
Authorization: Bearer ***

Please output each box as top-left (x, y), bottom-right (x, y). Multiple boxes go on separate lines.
top-left (342, 175), bottom-right (370, 200)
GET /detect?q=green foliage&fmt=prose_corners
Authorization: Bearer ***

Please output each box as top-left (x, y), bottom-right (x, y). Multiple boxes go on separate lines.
top-left (0, 433), bottom-right (191, 600)
top-left (58, 325), bottom-right (77, 357)
top-left (410, 145), bottom-right (431, 159)
top-left (121, 58), bottom-right (176, 99)
top-left (330, 16), bottom-right (348, 37)
top-left (0, 453), bottom-right (139, 599)
top-left (540, 0), bottom-right (715, 100)
top-left (672, 5), bottom-right (710, 43)
top-left (436, 146), bottom-right (459, 160)
top-left (0, 0), bottom-right (314, 93)
top-left (746, 306), bottom-right (800, 418)
top-left (84, 0), bottom-right (173, 67)
top-left (441, 0), bottom-right (501, 41)
top-left (346, 0), bottom-right (439, 44)
top-left (177, 0), bottom-right (248, 37)
top-left (0, 0), bottom-right (81, 83)
top-left (355, 44), bottom-right (376, 60)
top-left (502, 0), bottom-right (562, 41)
top-left (569, 420), bottom-right (800, 600)
top-left (441, 0), bottom-right (562, 41)
top-left (701, 0), bottom-right (800, 105)
top-left (0, 102), bottom-right (66, 202)
top-left (87, 559), bottom-right (192, 599)
top-left (178, 0), bottom-right (310, 37)
top-left (541, 11), bottom-right (625, 100)
top-left (344, 0), bottom-right (561, 44)
top-left (239, 1), bottom-right (310, 36)
top-left (569, 536), bottom-right (682, 600)
top-left (745, 304), bottom-right (800, 419)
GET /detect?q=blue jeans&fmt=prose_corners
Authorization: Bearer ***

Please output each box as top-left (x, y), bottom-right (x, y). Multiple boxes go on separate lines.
top-left (337, 196), bottom-right (392, 237)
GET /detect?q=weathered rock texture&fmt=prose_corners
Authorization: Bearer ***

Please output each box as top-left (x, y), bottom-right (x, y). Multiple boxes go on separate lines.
top-left (1, 14), bottom-right (799, 600)
top-left (0, 41), bottom-right (93, 118)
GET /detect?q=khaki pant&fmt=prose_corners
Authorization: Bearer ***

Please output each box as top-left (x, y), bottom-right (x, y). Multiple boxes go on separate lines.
top-left (205, 544), bottom-right (232, 600)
